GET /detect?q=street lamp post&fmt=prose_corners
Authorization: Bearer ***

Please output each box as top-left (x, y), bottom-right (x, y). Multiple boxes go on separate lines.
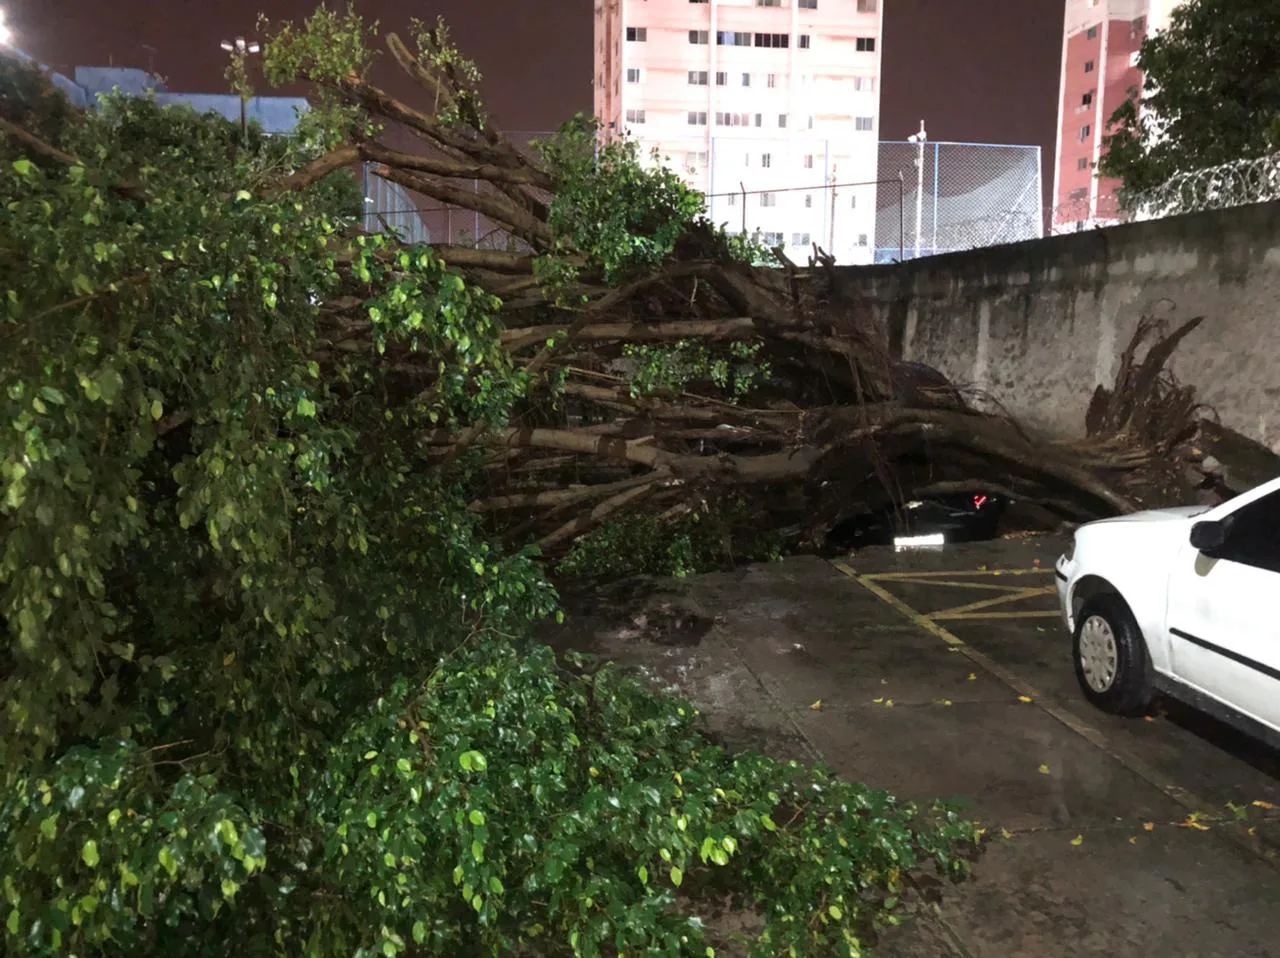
top-left (906, 120), bottom-right (928, 259)
top-left (219, 36), bottom-right (261, 141)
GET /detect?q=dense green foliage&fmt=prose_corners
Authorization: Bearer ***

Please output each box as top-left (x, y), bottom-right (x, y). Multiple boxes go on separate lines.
top-left (0, 14), bottom-right (981, 954)
top-left (558, 500), bottom-right (784, 581)
top-left (1100, 0), bottom-right (1280, 194)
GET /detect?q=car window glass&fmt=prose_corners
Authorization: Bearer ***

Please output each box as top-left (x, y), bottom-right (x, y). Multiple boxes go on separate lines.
top-left (1219, 490), bottom-right (1280, 573)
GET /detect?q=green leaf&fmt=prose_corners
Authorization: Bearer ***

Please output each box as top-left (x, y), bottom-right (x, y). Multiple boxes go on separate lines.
top-left (366, 812), bottom-right (378, 828)
top-left (670, 866), bottom-right (683, 887)
top-left (468, 809), bottom-right (485, 826)
top-left (828, 904), bottom-right (843, 920)
top-left (296, 396), bottom-right (317, 418)
top-left (12, 158), bottom-right (35, 177)
top-left (81, 840), bottom-right (100, 868)
top-left (150, 399), bottom-right (164, 420)
top-left (6, 909), bottom-right (17, 936)
top-left (412, 921), bottom-right (427, 944)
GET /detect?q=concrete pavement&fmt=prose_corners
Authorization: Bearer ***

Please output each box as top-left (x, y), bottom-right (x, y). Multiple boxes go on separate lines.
top-left (549, 537), bottom-right (1280, 957)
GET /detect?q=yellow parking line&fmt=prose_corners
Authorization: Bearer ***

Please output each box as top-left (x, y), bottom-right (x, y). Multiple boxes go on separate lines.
top-left (929, 586), bottom-right (1055, 619)
top-left (829, 560), bottom-right (1276, 866)
top-left (864, 569), bottom-right (1054, 581)
top-left (933, 611), bottom-right (1063, 622)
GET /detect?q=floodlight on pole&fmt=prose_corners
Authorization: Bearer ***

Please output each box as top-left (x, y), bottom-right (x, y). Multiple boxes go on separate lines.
top-left (219, 36), bottom-right (262, 141)
top-left (906, 120), bottom-right (928, 259)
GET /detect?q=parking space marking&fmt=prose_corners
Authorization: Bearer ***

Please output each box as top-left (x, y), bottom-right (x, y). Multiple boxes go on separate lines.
top-left (859, 569), bottom-right (1058, 622)
top-left (830, 560), bottom-right (1278, 868)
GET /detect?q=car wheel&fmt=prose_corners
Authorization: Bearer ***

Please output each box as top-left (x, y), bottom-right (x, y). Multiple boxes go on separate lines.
top-left (1072, 593), bottom-right (1153, 717)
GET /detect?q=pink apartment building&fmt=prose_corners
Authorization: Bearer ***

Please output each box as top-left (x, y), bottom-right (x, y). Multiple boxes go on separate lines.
top-left (1052, 0), bottom-right (1177, 231)
top-left (594, 0), bottom-right (885, 264)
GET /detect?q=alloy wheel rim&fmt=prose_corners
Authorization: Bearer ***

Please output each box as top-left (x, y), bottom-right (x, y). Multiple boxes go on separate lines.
top-left (1079, 615), bottom-right (1119, 693)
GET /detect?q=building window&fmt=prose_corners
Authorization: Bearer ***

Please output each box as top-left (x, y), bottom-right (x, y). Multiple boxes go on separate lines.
top-left (854, 76), bottom-right (876, 92)
top-left (857, 234), bottom-right (869, 246)
top-left (1081, 90), bottom-right (1093, 107)
top-left (717, 30), bottom-right (751, 46)
top-left (857, 0), bottom-right (877, 10)
top-left (778, 113), bottom-right (788, 128)
top-left (626, 27), bottom-right (647, 41)
top-left (1084, 59), bottom-right (1095, 73)
top-left (689, 70), bottom-right (709, 85)
top-left (690, 0), bottom-right (708, 3)
top-left (715, 71), bottom-right (728, 86)
top-left (760, 192), bottom-right (777, 207)
top-left (850, 195), bottom-right (858, 208)
top-left (855, 37), bottom-right (876, 52)
top-left (763, 231), bottom-right (784, 246)
top-left (754, 32), bottom-right (790, 48)
top-left (803, 154), bottom-right (814, 169)
top-left (1069, 187), bottom-right (1088, 201)
top-left (625, 109), bottom-right (646, 124)
top-left (767, 73), bottom-right (778, 88)
top-left (1077, 157), bottom-right (1090, 170)
top-left (855, 115), bottom-right (874, 131)
top-left (761, 153), bottom-right (773, 168)
top-left (688, 111), bottom-right (708, 126)
top-left (807, 116), bottom-right (814, 129)
top-left (799, 0), bottom-right (817, 7)
top-left (743, 72), bottom-right (752, 86)
top-left (798, 35), bottom-right (811, 48)
top-left (687, 151), bottom-right (708, 168)
top-left (754, 113), bottom-right (763, 127)
top-left (1086, 25), bottom-right (1098, 39)
top-left (626, 68), bottom-right (641, 83)
top-left (689, 29), bottom-right (709, 44)
top-left (792, 232), bottom-right (811, 247)
top-left (1080, 124), bottom-right (1091, 140)
top-left (757, 0), bottom-right (782, 6)
top-left (726, 193), bottom-right (737, 206)
top-left (714, 111), bottom-right (751, 126)
top-left (804, 194), bottom-right (813, 208)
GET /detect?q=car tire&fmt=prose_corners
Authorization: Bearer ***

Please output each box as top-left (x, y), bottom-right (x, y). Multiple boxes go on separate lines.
top-left (1072, 593), bottom-right (1153, 717)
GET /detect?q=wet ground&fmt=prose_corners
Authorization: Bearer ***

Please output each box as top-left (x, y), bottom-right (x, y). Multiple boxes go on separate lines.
top-left (546, 536), bottom-right (1280, 958)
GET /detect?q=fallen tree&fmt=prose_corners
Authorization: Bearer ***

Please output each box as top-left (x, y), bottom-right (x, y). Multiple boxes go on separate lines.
top-left (250, 10), bottom-right (1275, 559)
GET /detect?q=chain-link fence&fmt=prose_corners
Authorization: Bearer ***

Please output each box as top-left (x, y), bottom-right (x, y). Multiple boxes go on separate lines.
top-left (367, 133), bottom-right (1043, 263)
top-left (874, 141), bottom-right (1043, 263)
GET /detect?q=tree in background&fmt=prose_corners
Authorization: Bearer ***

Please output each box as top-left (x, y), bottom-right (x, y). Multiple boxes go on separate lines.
top-left (1100, 0), bottom-right (1280, 195)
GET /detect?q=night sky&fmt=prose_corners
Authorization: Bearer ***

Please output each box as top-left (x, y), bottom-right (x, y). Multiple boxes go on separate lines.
top-left (12, 0), bottom-right (1064, 183)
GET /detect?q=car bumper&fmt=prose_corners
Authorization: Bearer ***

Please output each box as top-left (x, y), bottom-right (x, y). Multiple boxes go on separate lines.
top-left (1054, 554), bottom-right (1074, 632)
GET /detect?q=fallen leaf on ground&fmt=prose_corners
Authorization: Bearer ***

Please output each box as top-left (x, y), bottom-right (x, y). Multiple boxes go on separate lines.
top-left (884, 699), bottom-right (895, 708)
top-left (1249, 826), bottom-right (1259, 836)
top-left (1178, 815), bottom-right (1211, 831)
top-left (1018, 695), bottom-right (1033, 704)
top-left (939, 699), bottom-right (953, 707)
top-left (880, 678), bottom-right (888, 685)
top-left (1143, 822), bottom-right (1155, 832)
top-left (1252, 800), bottom-right (1277, 811)
top-left (809, 699), bottom-right (823, 711)
top-left (1143, 716), bottom-right (1155, 722)
top-left (1070, 835), bottom-right (1083, 846)
top-left (873, 697), bottom-right (884, 704)
top-left (1038, 764), bottom-right (1051, 775)
top-left (1000, 828), bottom-right (1014, 840)
top-left (1128, 837), bottom-right (1137, 845)
top-left (967, 673), bottom-right (977, 682)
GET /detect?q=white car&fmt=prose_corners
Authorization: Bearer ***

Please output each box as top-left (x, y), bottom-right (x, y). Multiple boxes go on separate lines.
top-left (1055, 475), bottom-right (1280, 747)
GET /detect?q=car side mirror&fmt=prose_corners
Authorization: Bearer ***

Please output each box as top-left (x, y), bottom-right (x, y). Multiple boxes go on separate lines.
top-left (1189, 520), bottom-right (1226, 555)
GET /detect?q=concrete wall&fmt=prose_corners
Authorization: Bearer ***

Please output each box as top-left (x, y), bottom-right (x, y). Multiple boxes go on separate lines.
top-left (850, 199), bottom-right (1280, 451)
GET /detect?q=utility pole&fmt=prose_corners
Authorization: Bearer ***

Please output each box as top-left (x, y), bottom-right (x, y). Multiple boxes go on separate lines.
top-left (906, 120), bottom-right (928, 259)
top-left (219, 36), bottom-right (261, 142)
